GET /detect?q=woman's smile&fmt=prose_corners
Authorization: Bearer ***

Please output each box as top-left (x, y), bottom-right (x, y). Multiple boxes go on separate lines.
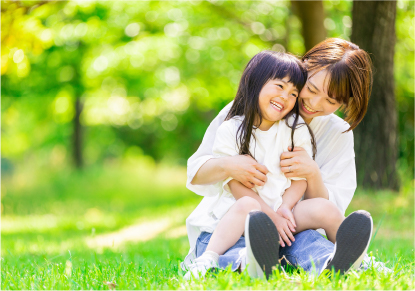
top-left (301, 99), bottom-right (319, 114)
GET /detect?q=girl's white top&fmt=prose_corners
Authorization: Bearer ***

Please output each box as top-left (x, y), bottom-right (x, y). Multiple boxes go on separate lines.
top-left (210, 115), bottom-right (312, 219)
top-left (181, 102), bottom-right (356, 270)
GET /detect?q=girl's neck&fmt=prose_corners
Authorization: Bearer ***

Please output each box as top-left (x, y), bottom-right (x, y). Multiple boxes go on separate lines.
top-left (256, 119), bottom-right (276, 131)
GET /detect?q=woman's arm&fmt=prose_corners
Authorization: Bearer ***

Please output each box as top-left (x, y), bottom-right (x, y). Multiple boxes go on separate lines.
top-left (191, 155), bottom-right (269, 188)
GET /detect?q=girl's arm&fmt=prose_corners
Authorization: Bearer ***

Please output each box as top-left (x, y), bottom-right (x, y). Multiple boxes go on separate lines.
top-left (280, 180), bottom-right (307, 211)
top-left (280, 147), bottom-right (329, 199)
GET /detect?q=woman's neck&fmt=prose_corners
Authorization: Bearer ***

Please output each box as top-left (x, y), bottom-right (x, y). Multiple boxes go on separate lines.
top-left (302, 116), bottom-right (313, 124)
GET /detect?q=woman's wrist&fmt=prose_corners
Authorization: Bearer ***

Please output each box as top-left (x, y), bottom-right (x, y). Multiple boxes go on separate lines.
top-left (305, 160), bottom-right (320, 180)
top-left (220, 156), bottom-right (232, 177)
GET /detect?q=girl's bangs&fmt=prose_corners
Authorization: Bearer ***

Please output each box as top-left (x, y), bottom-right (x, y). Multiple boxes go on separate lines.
top-left (271, 57), bottom-right (306, 90)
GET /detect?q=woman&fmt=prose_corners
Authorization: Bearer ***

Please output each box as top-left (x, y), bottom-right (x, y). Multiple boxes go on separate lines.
top-left (183, 38), bottom-right (376, 276)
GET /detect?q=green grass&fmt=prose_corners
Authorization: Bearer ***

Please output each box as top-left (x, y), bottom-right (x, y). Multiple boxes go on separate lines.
top-left (1, 161), bottom-right (414, 289)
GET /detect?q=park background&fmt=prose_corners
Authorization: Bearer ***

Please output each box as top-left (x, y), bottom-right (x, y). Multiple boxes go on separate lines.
top-left (1, 0), bottom-right (414, 289)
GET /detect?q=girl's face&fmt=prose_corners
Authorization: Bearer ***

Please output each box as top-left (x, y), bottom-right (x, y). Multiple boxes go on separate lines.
top-left (298, 69), bottom-right (342, 123)
top-left (258, 76), bottom-right (299, 131)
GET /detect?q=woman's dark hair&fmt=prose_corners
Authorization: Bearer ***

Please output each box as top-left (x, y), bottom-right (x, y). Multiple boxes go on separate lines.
top-left (226, 51), bottom-right (317, 159)
top-left (302, 38), bottom-right (373, 131)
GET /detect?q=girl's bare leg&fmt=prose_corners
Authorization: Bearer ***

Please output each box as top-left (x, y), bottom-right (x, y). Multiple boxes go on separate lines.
top-left (292, 198), bottom-right (344, 243)
top-left (205, 196), bottom-right (261, 255)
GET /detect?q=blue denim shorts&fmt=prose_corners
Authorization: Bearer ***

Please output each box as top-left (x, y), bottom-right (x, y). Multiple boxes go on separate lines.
top-left (195, 229), bottom-right (334, 273)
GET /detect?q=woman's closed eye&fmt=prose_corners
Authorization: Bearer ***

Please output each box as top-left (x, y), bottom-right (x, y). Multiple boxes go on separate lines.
top-left (306, 85), bottom-right (315, 94)
top-left (327, 98), bottom-right (336, 105)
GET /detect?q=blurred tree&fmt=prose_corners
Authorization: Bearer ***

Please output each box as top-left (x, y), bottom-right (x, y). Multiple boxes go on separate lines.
top-left (352, 1), bottom-right (399, 190)
top-left (74, 97), bottom-right (83, 168)
top-left (291, 1), bottom-right (326, 51)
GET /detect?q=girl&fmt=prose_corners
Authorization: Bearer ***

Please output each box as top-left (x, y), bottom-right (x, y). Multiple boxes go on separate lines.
top-left (184, 51), bottom-right (345, 280)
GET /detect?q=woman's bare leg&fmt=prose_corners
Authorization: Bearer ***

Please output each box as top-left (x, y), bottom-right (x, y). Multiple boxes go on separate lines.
top-left (292, 198), bottom-right (344, 243)
top-left (205, 196), bottom-right (261, 255)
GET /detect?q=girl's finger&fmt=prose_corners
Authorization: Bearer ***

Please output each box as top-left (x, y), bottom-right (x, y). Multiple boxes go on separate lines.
top-left (287, 220), bottom-right (296, 233)
top-left (284, 226), bottom-right (295, 242)
top-left (283, 210), bottom-right (297, 228)
top-left (279, 234), bottom-right (285, 247)
top-left (279, 229), bottom-right (292, 246)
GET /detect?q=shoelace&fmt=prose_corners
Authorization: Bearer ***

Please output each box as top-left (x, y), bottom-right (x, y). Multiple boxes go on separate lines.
top-left (361, 255), bottom-right (391, 273)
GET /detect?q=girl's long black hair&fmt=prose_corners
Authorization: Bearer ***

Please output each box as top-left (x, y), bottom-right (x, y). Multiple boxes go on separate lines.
top-left (225, 51), bottom-right (317, 159)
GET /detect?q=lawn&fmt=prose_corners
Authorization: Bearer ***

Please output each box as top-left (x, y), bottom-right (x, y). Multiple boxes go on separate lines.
top-left (1, 161), bottom-right (414, 290)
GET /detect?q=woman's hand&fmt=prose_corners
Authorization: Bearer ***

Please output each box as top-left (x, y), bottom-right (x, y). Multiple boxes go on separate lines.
top-left (224, 155), bottom-right (269, 188)
top-left (269, 211), bottom-right (295, 247)
top-left (280, 147), bottom-right (319, 179)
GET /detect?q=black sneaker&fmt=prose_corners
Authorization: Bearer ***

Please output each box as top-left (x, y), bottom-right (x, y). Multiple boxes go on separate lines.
top-left (322, 210), bottom-right (373, 274)
top-left (245, 211), bottom-right (280, 279)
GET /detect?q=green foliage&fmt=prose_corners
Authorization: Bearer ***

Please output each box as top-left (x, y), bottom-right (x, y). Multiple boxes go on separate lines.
top-left (2, 1), bottom-right (413, 173)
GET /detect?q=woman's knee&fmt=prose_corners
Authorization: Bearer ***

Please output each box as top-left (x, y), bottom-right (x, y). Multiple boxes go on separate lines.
top-left (315, 198), bottom-right (343, 220)
top-left (234, 197), bottom-right (261, 214)
top-left (305, 198), bottom-right (343, 222)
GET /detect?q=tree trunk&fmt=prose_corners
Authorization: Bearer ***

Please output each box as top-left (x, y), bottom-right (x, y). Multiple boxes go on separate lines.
top-left (73, 97), bottom-right (83, 169)
top-left (351, 1), bottom-right (399, 189)
top-left (291, 1), bottom-right (326, 51)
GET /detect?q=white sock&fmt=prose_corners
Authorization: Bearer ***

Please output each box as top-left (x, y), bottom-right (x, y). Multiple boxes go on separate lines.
top-left (200, 250), bottom-right (219, 264)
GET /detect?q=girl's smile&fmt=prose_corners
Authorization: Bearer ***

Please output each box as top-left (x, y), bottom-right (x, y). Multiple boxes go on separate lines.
top-left (270, 100), bottom-right (284, 111)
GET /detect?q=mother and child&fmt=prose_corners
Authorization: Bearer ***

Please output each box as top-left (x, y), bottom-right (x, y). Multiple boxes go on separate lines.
top-left (181, 38), bottom-right (383, 280)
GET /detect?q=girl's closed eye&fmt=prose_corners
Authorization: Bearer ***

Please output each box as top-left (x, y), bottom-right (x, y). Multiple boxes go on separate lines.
top-left (327, 98), bottom-right (336, 105)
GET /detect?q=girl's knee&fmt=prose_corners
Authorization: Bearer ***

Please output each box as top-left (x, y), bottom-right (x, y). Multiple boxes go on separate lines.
top-left (234, 197), bottom-right (261, 214)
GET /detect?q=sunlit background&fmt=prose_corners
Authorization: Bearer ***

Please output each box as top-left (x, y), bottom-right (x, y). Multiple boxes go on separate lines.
top-left (1, 1), bottom-right (414, 289)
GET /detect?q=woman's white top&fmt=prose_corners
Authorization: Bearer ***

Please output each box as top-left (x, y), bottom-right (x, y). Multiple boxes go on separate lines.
top-left (181, 102), bottom-right (356, 270)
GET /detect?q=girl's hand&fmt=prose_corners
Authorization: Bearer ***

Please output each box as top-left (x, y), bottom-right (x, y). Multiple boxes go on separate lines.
top-left (224, 155), bottom-right (269, 189)
top-left (280, 147), bottom-right (319, 179)
top-left (276, 204), bottom-right (296, 229)
top-left (270, 212), bottom-right (296, 247)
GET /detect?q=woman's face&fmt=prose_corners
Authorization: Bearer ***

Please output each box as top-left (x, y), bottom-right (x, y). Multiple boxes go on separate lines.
top-left (298, 69), bottom-right (342, 123)
top-left (257, 76), bottom-right (299, 131)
